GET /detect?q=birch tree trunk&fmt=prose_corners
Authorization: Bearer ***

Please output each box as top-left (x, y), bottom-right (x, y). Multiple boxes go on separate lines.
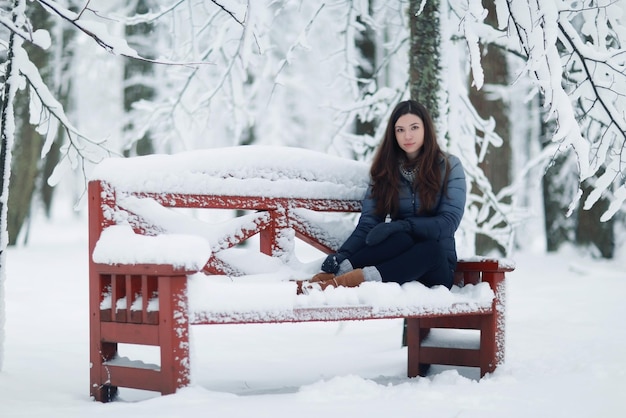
top-left (408, 0), bottom-right (441, 120)
top-left (0, 0), bottom-right (25, 372)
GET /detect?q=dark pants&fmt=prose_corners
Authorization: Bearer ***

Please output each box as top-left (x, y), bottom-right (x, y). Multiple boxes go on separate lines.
top-left (348, 232), bottom-right (453, 288)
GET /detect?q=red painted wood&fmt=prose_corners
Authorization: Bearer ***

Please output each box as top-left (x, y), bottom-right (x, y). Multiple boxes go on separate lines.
top-left (420, 346), bottom-right (481, 368)
top-left (418, 315), bottom-right (487, 330)
top-left (481, 270), bottom-right (507, 373)
top-left (100, 322), bottom-right (159, 345)
top-left (103, 365), bottom-right (162, 392)
top-left (406, 318), bottom-right (421, 377)
top-left (89, 181), bottom-right (109, 402)
top-left (157, 274), bottom-right (190, 394)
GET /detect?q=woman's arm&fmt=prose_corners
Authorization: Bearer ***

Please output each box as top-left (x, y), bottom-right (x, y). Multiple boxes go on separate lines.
top-left (336, 185), bottom-right (384, 255)
top-left (405, 155), bottom-right (466, 240)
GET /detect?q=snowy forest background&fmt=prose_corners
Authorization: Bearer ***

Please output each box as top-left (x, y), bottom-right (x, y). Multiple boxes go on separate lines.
top-left (1, 0), bottom-right (625, 371)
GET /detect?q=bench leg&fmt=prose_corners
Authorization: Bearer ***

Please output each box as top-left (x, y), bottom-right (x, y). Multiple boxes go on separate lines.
top-left (480, 273), bottom-right (506, 377)
top-left (406, 318), bottom-right (431, 377)
top-left (90, 340), bottom-right (118, 402)
top-left (90, 269), bottom-right (118, 402)
top-left (158, 275), bottom-right (191, 395)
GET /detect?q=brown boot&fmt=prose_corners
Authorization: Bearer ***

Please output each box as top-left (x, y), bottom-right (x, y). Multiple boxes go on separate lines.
top-left (335, 269), bottom-right (365, 287)
top-left (294, 272), bottom-right (335, 295)
top-left (310, 272), bottom-right (335, 282)
top-left (297, 270), bottom-right (365, 294)
top-left (319, 269), bottom-right (365, 290)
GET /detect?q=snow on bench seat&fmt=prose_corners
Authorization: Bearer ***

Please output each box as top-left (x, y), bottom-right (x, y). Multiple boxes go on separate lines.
top-left (187, 275), bottom-right (495, 324)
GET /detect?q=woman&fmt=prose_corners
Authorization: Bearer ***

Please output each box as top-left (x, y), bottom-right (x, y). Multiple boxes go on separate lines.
top-left (299, 100), bottom-right (466, 293)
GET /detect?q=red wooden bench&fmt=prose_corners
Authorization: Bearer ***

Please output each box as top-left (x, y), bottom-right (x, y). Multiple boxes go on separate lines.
top-left (87, 146), bottom-right (514, 402)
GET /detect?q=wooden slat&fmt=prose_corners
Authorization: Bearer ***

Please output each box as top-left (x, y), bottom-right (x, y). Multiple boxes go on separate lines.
top-left (141, 275), bottom-right (150, 324)
top-left (127, 275), bottom-right (139, 323)
top-left (94, 263), bottom-right (198, 276)
top-left (191, 304), bottom-right (493, 325)
top-left (457, 259), bottom-right (514, 272)
top-left (418, 315), bottom-right (486, 330)
top-left (131, 192), bottom-right (362, 212)
top-left (100, 308), bottom-right (112, 322)
top-left (463, 271), bottom-right (481, 285)
top-left (103, 364), bottom-right (163, 393)
top-left (419, 346), bottom-right (481, 368)
top-left (100, 322), bottom-right (159, 345)
top-left (112, 275), bottom-right (126, 323)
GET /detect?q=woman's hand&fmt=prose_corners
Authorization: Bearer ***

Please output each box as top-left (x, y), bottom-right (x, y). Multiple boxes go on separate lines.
top-left (321, 253), bottom-right (347, 273)
top-left (366, 220), bottom-right (410, 245)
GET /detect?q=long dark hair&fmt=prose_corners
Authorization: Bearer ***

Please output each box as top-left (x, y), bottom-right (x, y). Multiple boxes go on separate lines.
top-left (370, 100), bottom-right (448, 217)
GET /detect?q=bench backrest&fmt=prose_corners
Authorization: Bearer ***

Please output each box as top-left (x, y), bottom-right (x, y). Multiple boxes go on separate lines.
top-left (89, 179), bottom-right (363, 275)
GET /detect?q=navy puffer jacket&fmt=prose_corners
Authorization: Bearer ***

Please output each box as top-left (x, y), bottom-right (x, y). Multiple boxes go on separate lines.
top-left (337, 153), bottom-right (466, 270)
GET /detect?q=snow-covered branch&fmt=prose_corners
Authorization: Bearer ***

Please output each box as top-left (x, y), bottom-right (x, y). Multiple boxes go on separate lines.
top-left (493, 0), bottom-right (626, 220)
top-left (35, 0), bottom-right (209, 66)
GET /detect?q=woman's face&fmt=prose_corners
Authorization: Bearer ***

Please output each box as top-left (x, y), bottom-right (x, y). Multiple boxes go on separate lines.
top-left (394, 113), bottom-right (424, 160)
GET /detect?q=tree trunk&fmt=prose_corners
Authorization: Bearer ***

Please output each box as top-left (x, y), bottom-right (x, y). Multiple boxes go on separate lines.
top-left (408, 0), bottom-right (441, 120)
top-left (354, 6), bottom-right (377, 139)
top-left (7, 91), bottom-right (41, 245)
top-left (0, 0), bottom-right (25, 373)
top-left (7, 0), bottom-right (60, 243)
top-left (576, 174), bottom-right (614, 258)
top-left (541, 114), bottom-right (577, 252)
top-left (41, 6), bottom-right (77, 218)
top-left (123, 0), bottom-right (156, 156)
top-left (470, 0), bottom-right (511, 256)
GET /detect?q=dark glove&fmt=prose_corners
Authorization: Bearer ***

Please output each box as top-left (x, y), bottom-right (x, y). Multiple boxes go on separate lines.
top-left (366, 220), bottom-right (410, 246)
top-left (321, 253), bottom-right (347, 273)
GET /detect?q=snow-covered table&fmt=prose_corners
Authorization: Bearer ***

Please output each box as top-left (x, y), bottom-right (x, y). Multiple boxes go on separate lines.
top-left (87, 146), bottom-right (514, 402)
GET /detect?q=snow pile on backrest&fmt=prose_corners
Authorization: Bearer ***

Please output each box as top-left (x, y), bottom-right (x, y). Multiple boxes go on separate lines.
top-left (89, 145), bottom-right (370, 200)
top-left (92, 225), bottom-right (211, 270)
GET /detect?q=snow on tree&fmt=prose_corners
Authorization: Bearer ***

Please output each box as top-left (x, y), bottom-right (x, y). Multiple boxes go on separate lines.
top-left (461, 0), bottom-right (626, 223)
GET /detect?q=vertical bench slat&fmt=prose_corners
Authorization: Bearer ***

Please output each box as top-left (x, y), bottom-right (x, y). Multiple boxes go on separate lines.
top-left (99, 274), bottom-right (112, 322)
top-left (141, 275), bottom-right (149, 324)
top-left (453, 270), bottom-right (464, 286)
top-left (125, 275), bottom-right (132, 322)
top-left (463, 270), bottom-right (481, 285)
top-left (146, 277), bottom-right (159, 325)
top-left (112, 275), bottom-right (126, 322)
top-left (141, 275), bottom-right (155, 324)
top-left (129, 275), bottom-right (142, 323)
top-left (157, 274), bottom-right (190, 394)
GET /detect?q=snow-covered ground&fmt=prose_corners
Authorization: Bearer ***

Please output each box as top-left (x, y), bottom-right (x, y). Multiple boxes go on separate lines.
top-left (1, 213), bottom-right (625, 417)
